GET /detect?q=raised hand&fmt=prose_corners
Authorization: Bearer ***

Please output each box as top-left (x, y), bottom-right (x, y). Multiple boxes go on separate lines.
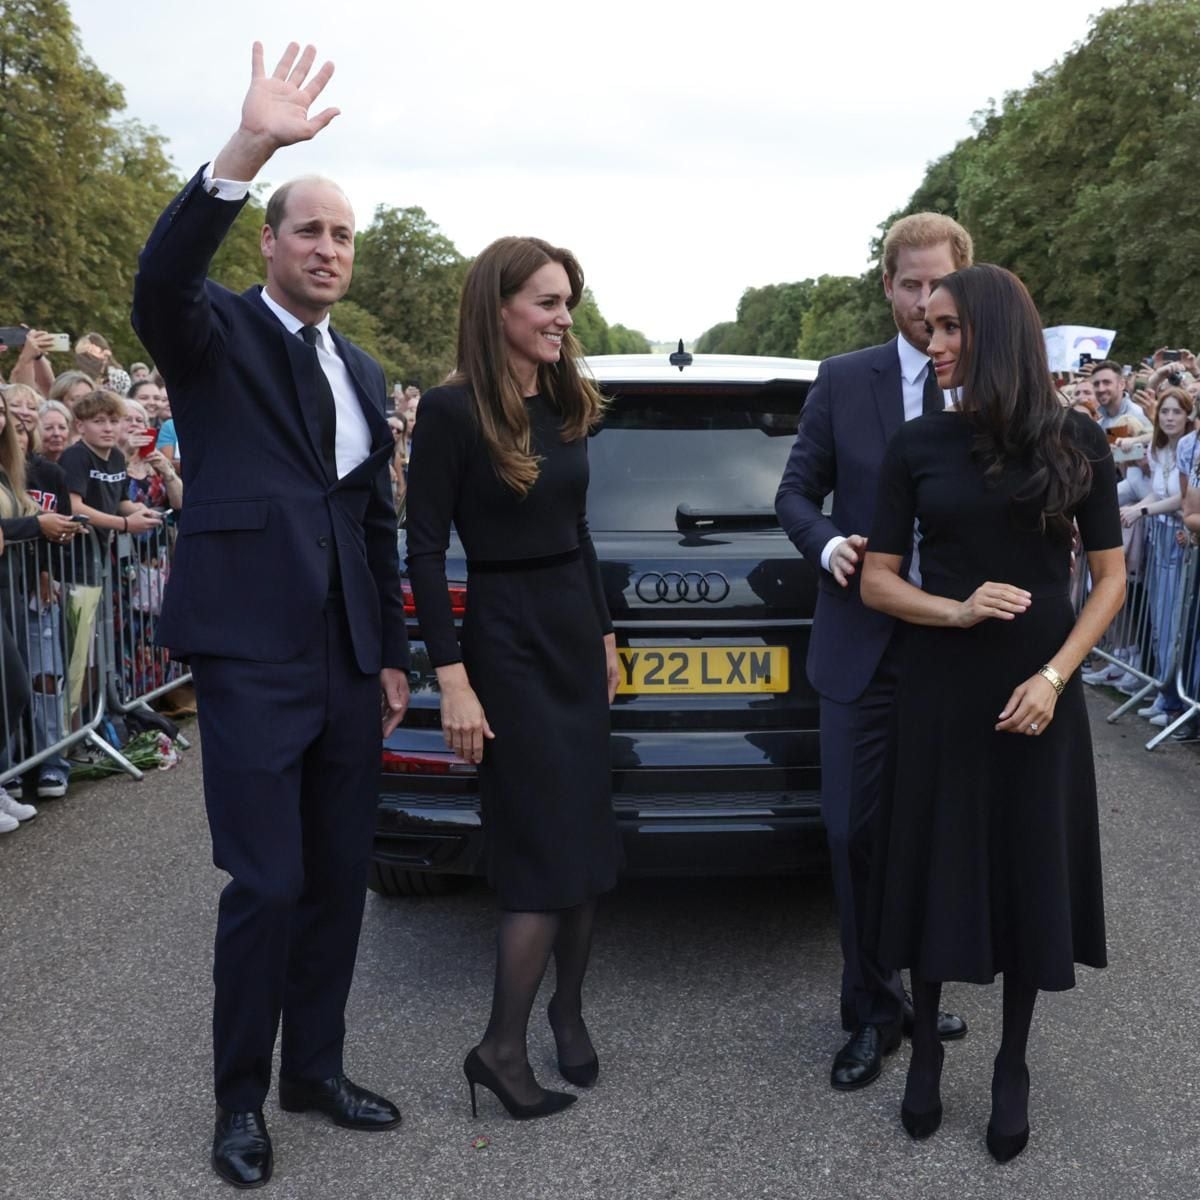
top-left (240, 42), bottom-right (338, 149)
top-left (213, 42), bottom-right (339, 180)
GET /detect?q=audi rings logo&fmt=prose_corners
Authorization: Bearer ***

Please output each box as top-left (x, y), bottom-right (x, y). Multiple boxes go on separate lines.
top-left (635, 571), bottom-right (731, 604)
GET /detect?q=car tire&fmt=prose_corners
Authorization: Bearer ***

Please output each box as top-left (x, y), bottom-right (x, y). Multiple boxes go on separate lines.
top-left (367, 861), bottom-right (467, 898)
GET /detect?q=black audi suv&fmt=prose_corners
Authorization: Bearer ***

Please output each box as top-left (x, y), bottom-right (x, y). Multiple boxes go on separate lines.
top-left (372, 352), bottom-right (824, 896)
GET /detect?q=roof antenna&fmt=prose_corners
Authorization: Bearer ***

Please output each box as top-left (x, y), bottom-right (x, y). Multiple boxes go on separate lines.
top-left (669, 339), bottom-right (693, 372)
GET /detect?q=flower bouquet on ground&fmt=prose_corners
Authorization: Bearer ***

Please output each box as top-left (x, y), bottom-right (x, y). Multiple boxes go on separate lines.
top-left (70, 731), bottom-right (182, 780)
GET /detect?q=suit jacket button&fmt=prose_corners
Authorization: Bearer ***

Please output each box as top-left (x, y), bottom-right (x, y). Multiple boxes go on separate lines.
top-left (317, 536), bottom-right (329, 548)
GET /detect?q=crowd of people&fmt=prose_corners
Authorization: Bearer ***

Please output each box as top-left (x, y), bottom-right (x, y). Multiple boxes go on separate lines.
top-left (0, 332), bottom-right (182, 834)
top-left (0, 317), bottom-right (426, 842)
top-left (1064, 353), bottom-right (1200, 738)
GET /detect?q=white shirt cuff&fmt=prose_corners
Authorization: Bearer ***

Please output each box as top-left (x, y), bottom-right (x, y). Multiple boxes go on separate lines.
top-left (820, 535), bottom-right (847, 574)
top-left (201, 161), bottom-right (251, 201)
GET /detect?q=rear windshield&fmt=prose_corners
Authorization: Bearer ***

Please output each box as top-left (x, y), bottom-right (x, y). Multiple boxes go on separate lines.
top-left (587, 383), bottom-right (807, 531)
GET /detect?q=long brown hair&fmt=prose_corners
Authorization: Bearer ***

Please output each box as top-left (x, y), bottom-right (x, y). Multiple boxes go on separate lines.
top-left (934, 264), bottom-right (1092, 541)
top-left (452, 236), bottom-right (604, 496)
top-left (1151, 386), bottom-right (1193, 452)
top-left (0, 387), bottom-right (36, 518)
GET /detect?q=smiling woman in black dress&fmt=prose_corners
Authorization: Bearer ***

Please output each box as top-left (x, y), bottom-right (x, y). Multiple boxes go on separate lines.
top-left (405, 237), bottom-right (620, 1121)
top-left (860, 265), bottom-right (1125, 1162)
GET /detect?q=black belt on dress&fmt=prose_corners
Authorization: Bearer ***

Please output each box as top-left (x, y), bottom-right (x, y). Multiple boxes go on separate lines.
top-left (467, 546), bottom-right (582, 574)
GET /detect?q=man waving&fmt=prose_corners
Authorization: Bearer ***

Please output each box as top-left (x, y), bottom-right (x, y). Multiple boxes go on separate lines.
top-left (133, 43), bottom-right (409, 1190)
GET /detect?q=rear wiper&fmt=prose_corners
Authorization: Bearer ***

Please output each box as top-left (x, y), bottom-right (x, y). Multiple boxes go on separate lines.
top-left (675, 503), bottom-right (779, 531)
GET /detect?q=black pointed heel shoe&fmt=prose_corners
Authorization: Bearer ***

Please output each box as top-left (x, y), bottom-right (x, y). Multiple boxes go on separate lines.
top-left (463, 1047), bottom-right (577, 1121)
top-left (900, 1042), bottom-right (944, 1140)
top-left (547, 999), bottom-right (600, 1088)
top-left (986, 1122), bottom-right (1030, 1163)
top-left (986, 1064), bottom-right (1030, 1163)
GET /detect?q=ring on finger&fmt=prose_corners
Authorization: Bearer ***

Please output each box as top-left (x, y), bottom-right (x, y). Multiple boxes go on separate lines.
top-left (1029, 722), bottom-right (1039, 732)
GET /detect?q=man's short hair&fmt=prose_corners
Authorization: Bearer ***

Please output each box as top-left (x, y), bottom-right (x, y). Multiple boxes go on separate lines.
top-left (1090, 359), bottom-right (1122, 377)
top-left (265, 175), bottom-right (349, 235)
top-left (73, 389), bottom-right (125, 422)
top-left (882, 213), bottom-right (974, 277)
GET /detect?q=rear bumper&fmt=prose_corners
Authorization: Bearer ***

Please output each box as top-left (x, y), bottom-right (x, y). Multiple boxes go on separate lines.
top-left (373, 770), bottom-right (826, 880)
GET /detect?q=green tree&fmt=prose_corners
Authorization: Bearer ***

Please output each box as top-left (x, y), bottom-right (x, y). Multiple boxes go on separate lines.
top-left (606, 323), bottom-right (651, 354)
top-left (795, 275), bottom-right (880, 360)
top-left (0, 0), bottom-right (178, 368)
top-left (952, 0), bottom-right (1200, 350)
top-left (570, 289), bottom-right (650, 355)
top-left (347, 205), bottom-right (467, 388)
top-left (694, 320), bottom-right (746, 354)
top-left (695, 281), bottom-right (818, 357)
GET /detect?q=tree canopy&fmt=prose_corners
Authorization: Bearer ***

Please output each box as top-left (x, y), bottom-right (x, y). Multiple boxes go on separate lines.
top-left (0, 0), bottom-right (646, 387)
top-left (695, 0), bottom-right (1200, 362)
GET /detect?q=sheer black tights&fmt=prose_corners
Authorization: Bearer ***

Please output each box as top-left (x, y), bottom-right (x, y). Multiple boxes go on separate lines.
top-left (475, 901), bottom-right (597, 1106)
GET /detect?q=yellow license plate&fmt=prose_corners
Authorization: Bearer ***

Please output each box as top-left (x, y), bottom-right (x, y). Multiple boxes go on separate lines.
top-left (617, 646), bottom-right (789, 694)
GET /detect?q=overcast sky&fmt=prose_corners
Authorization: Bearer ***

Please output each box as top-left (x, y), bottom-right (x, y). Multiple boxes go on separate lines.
top-left (70, 0), bottom-right (1109, 343)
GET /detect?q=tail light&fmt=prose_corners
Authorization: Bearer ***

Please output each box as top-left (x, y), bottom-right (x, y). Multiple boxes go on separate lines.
top-left (381, 749), bottom-right (475, 775)
top-left (401, 580), bottom-right (467, 618)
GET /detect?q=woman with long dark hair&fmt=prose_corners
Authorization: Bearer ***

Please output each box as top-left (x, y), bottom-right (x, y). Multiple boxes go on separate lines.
top-left (405, 237), bottom-right (620, 1120)
top-left (860, 265), bottom-right (1125, 1161)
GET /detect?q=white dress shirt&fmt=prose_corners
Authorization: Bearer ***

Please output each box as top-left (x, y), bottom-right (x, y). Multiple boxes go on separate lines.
top-left (201, 162), bottom-right (372, 479)
top-left (819, 334), bottom-right (947, 579)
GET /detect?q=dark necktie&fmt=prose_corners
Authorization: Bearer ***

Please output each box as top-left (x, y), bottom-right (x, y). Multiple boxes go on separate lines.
top-left (922, 363), bottom-right (943, 416)
top-left (299, 324), bottom-right (338, 477)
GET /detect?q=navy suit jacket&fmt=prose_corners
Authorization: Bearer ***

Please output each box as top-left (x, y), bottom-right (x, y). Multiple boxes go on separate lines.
top-left (132, 167), bottom-right (408, 675)
top-left (775, 338), bottom-right (909, 704)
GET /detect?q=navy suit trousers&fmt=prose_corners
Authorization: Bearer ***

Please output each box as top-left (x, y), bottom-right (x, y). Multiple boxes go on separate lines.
top-left (818, 634), bottom-right (906, 1032)
top-left (191, 599), bottom-right (380, 1110)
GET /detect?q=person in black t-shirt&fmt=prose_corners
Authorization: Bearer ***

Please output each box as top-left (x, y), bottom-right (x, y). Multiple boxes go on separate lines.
top-left (58, 390), bottom-right (161, 716)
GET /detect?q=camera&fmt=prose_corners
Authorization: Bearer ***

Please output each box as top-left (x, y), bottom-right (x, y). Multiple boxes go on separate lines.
top-left (1162, 349), bottom-right (1182, 362)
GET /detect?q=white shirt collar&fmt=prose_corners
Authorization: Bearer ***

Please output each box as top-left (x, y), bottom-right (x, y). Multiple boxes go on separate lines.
top-left (260, 287), bottom-right (332, 346)
top-left (896, 333), bottom-right (932, 385)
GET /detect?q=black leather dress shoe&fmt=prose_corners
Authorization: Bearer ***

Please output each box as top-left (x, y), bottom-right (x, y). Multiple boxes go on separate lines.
top-left (278, 1073), bottom-right (401, 1130)
top-left (212, 1108), bottom-right (272, 1190)
top-left (831, 1023), bottom-right (901, 1091)
top-left (901, 996), bottom-right (968, 1041)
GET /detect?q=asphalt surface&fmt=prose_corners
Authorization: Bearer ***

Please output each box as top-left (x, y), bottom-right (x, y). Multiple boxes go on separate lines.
top-left (2, 689), bottom-right (1198, 1200)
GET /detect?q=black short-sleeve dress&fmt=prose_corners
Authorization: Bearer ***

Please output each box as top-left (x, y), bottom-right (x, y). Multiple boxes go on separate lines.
top-left (404, 384), bottom-right (621, 911)
top-left (866, 409), bottom-right (1122, 990)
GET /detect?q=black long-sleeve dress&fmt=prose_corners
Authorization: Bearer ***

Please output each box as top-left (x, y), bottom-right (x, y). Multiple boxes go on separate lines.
top-left (866, 410), bottom-right (1121, 990)
top-left (405, 384), bottom-right (621, 910)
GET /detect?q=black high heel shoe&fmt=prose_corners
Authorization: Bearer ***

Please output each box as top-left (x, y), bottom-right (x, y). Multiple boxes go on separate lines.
top-left (463, 1047), bottom-right (577, 1121)
top-left (900, 1042), bottom-right (944, 1140)
top-left (986, 1064), bottom-right (1030, 1163)
top-left (547, 999), bottom-right (600, 1088)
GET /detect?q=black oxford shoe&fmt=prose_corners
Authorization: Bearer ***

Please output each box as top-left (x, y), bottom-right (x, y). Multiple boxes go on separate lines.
top-left (212, 1108), bottom-right (272, 1190)
top-left (901, 996), bottom-right (968, 1041)
top-left (278, 1073), bottom-right (401, 1131)
top-left (831, 1023), bottom-right (902, 1091)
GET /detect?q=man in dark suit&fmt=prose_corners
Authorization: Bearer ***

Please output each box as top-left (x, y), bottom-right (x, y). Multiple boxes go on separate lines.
top-left (776, 214), bottom-right (974, 1094)
top-left (132, 42), bottom-right (410, 1189)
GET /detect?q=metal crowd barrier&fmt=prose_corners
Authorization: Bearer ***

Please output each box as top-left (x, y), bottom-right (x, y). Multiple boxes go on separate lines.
top-left (102, 518), bottom-right (192, 747)
top-left (1159, 543), bottom-right (1200, 747)
top-left (0, 521), bottom-right (191, 791)
top-left (1076, 515), bottom-right (1200, 750)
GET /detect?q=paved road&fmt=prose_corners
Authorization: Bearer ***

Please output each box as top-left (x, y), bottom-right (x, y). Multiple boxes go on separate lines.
top-left (2, 692), bottom-right (1197, 1200)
